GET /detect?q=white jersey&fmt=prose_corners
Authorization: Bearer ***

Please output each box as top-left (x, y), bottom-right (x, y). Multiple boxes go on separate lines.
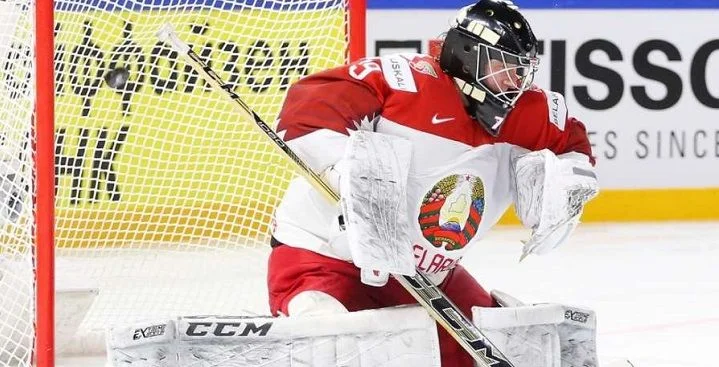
top-left (271, 53), bottom-right (593, 279)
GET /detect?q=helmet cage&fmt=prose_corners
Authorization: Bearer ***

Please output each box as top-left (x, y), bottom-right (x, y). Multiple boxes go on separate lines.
top-left (474, 42), bottom-right (538, 110)
top-left (439, 1), bottom-right (540, 136)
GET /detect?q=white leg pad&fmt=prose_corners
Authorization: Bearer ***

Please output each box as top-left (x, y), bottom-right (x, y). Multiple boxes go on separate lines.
top-left (473, 303), bottom-right (564, 367)
top-left (558, 305), bottom-right (598, 367)
top-left (472, 290), bottom-right (599, 367)
top-left (106, 320), bottom-right (176, 367)
top-left (107, 305), bottom-right (440, 367)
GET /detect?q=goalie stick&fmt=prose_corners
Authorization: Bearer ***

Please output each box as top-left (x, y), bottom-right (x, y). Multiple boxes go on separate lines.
top-left (156, 24), bottom-right (514, 367)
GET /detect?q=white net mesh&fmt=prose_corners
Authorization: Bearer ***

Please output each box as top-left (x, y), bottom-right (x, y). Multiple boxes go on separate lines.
top-left (0, 0), bottom-right (354, 364)
top-left (0, 1), bottom-right (35, 365)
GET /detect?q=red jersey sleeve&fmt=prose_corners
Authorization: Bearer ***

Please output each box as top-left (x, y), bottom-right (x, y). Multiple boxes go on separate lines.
top-left (497, 89), bottom-right (596, 165)
top-left (276, 59), bottom-right (390, 142)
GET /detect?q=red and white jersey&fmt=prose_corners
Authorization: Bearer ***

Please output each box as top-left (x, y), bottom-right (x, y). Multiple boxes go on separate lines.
top-left (271, 54), bottom-right (593, 278)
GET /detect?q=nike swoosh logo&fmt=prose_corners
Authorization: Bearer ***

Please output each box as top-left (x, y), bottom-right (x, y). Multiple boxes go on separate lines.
top-left (431, 114), bottom-right (455, 124)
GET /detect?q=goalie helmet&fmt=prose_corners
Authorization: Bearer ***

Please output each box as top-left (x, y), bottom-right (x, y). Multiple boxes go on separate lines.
top-left (439, 0), bottom-right (539, 136)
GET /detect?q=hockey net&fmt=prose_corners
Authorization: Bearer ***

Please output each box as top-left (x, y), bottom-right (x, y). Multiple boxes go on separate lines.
top-left (0, 0), bottom-right (363, 364)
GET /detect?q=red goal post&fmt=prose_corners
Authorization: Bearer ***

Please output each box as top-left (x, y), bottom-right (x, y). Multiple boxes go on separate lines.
top-left (1, 0), bottom-right (365, 365)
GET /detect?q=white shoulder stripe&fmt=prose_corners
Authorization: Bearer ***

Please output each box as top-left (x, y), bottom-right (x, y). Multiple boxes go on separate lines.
top-left (542, 89), bottom-right (567, 131)
top-left (381, 55), bottom-right (417, 93)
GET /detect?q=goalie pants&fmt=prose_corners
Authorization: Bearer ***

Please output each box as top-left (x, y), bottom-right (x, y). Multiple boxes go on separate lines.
top-left (267, 241), bottom-right (497, 367)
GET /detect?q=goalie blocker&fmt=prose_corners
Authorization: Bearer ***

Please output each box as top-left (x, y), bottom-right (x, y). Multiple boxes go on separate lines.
top-left (107, 292), bottom-right (598, 367)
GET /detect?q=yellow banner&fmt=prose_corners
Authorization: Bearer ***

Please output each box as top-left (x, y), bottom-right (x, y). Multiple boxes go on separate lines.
top-left (52, 8), bottom-right (346, 246)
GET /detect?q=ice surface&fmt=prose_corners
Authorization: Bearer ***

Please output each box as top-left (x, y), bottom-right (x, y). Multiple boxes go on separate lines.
top-left (58, 222), bottom-right (719, 367)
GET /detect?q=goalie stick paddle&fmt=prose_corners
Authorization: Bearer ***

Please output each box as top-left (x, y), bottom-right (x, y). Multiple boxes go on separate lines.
top-left (156, 24), bottom-right (515, 367)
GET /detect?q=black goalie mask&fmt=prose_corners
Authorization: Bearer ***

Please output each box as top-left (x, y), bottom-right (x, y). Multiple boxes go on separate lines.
top-left (439, 0), bottom-right (539, 136)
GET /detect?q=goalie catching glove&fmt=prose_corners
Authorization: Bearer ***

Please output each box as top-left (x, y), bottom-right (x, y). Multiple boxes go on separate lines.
top-left (510, 149), bottom-right (598, 260)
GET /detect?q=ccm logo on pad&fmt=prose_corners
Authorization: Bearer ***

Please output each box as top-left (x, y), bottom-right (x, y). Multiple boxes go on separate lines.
top-left (184, 321), bottom-right (273, 337)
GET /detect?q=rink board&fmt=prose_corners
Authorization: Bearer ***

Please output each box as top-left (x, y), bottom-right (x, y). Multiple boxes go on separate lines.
top-left (499, 187), bottom-right (719, 224)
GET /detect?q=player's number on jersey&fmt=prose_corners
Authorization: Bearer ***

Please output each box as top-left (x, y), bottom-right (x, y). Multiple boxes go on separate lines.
top-left (349, 59), bottom-right (381, 80)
